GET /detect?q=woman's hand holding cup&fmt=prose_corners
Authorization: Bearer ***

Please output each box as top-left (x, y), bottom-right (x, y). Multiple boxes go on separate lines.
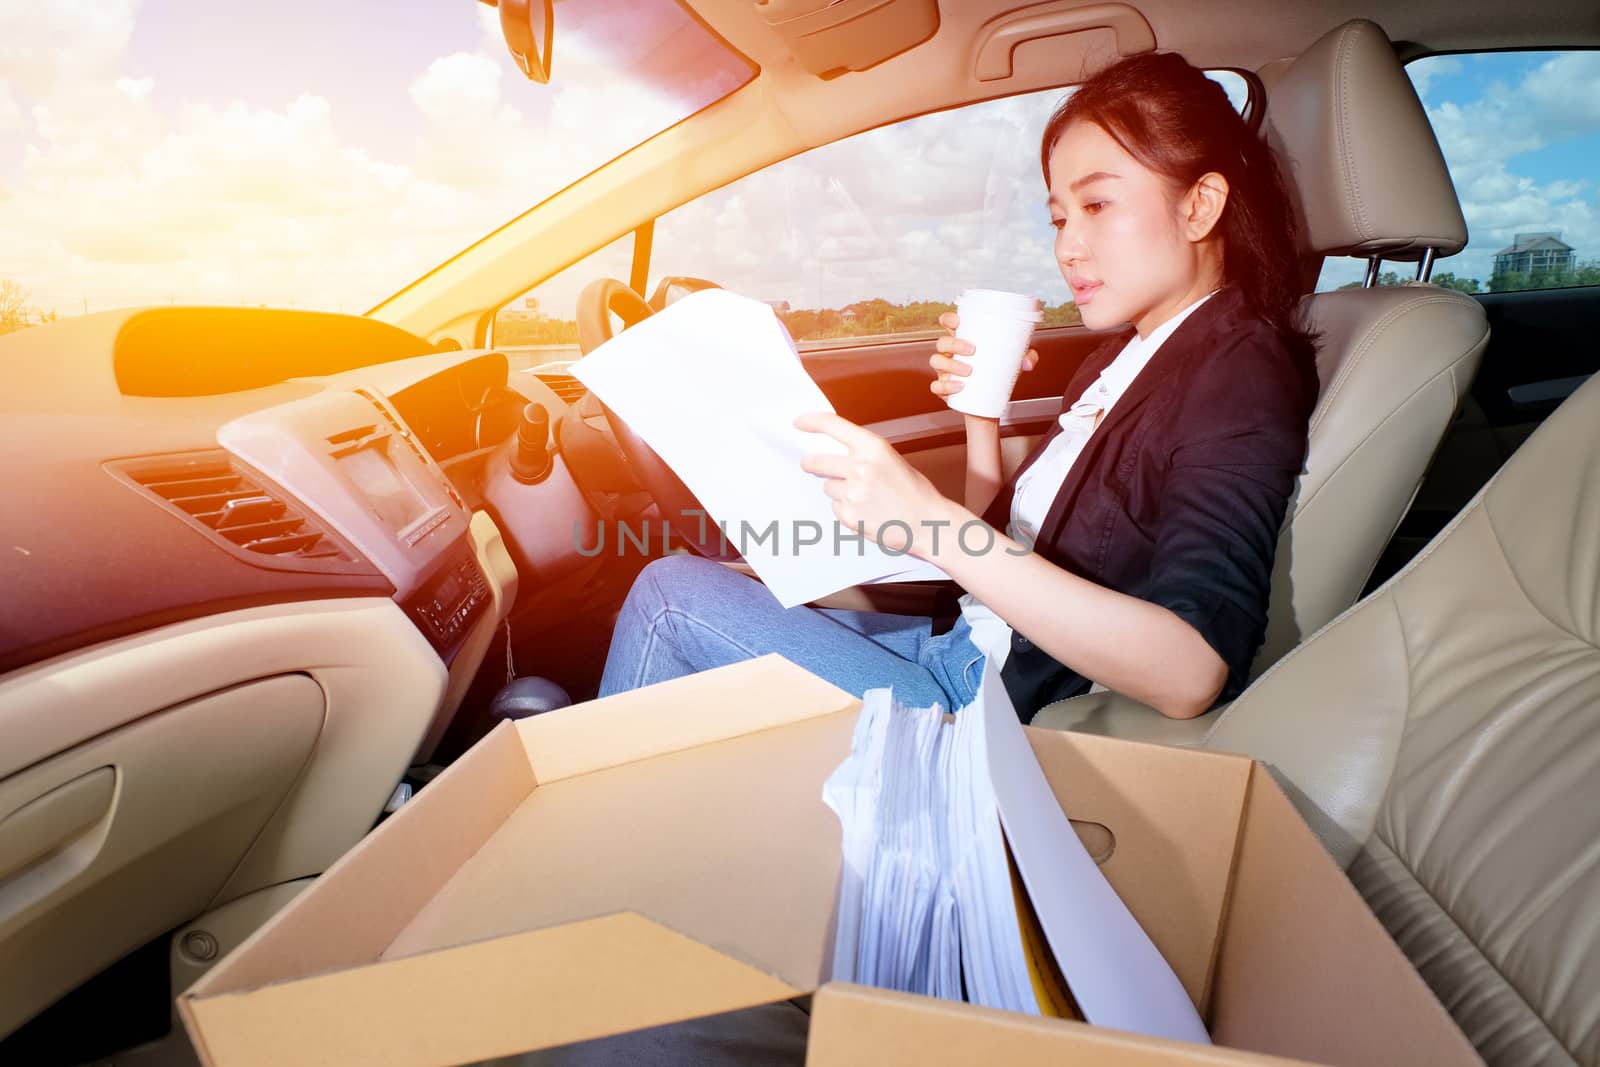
top-left (929, 304), bottom-right (1041, 418)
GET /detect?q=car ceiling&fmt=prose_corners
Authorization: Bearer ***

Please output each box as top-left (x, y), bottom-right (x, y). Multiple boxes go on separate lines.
top-left (696, 0), bottom-right (1600, 75)
top-left (368, 0), bottom-right (1600, 341)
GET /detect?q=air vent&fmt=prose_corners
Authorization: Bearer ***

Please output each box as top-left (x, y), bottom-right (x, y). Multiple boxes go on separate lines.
top-left (356, 388), bottom-right (409, 436)
top-left (534, 372), bottom-right (587, 404)
top-left (355, 388), bottom-right (433, 467)
top-left (111, 451), bottom-right (359, 566)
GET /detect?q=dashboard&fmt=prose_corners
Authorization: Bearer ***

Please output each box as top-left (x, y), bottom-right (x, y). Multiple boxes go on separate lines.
top-left (217, 385), bottom-right (489, 660)
top-left (0, 307), bottom-right (588, 680)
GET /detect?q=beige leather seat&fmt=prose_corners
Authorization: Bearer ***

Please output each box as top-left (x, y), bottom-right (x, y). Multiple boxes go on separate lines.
top-left (1201, 369), bottom-right (1600, 1067)
top-left (1034, 20), bottom-right (1490, 741)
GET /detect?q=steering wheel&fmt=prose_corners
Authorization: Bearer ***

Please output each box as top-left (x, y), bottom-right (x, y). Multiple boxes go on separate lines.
top-left (570, 276), bottom-right (738, 561)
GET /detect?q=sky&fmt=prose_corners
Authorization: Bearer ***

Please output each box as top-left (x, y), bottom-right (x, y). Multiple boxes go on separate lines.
top-left (0, 0), bottom-right (748, 316)
top-left (0, 2), bottom-right (1594, 319)
top-left (647, 87), bottom-right (1078, 314)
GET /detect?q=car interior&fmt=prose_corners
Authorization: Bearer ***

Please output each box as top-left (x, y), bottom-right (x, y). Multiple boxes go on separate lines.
top-left (0, 2), bottom-right (1595, 1065)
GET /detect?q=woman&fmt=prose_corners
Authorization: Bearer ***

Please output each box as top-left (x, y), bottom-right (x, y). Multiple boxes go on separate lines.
top-left (597, 52), bottom-right (1318, 722)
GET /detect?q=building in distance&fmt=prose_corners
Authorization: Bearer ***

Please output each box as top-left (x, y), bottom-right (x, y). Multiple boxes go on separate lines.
top-left (1494, 232), bottom-right (1576, 276)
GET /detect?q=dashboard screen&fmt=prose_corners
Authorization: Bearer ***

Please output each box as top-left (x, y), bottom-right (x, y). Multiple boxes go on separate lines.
top-left (435, 573), bottom-right (465, 608)
top-left (340, 445), bottom-right (430, 532)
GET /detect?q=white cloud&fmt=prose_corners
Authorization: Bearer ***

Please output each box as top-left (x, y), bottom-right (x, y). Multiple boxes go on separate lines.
top-left (0, 79), bottom-right (23, 134)
top-left (1407, 56), bottom-right (1460, 103)
top-left (645, 88), bottom-right (1070, 312)
top-left (0, 0), bottom-right (139, 97)
top-left (1521, 52), bottom-right (1600, 140)
top-left (0, 2), bottom-right (736, 316)
top-left (410, 53), bottom-right (503, 121)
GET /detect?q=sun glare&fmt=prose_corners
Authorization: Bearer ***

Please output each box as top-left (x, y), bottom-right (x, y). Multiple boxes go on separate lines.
top-left (0, 0), bottom-right (751, 325)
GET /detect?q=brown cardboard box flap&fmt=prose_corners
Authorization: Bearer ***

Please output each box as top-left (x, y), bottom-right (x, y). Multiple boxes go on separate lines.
top-left (807, 983), bottom-right (1317, 1066)
top-left (379, 692), bottom-right (861, 986)
top-left (1021, 730), bottom-right (1253, 1013)
top-left (517, 653), bottom-right (862, 784)
top-left (1208, 772), bottom-right (1484, 1066)
top-left (186, 654), bottom-right (857, 1003)
top-left (183, 912), bottom-right (801, 1067)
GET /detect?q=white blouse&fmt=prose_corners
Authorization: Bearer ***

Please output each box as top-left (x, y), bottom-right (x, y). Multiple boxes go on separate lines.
top-left (958, 291), bottom-right (1217, 670)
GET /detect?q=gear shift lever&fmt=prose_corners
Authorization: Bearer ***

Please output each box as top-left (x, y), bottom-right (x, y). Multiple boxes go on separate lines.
top-left (509, 402), bottom-right (553, 484)
top-left (489, 676), bottom-right (572, 720)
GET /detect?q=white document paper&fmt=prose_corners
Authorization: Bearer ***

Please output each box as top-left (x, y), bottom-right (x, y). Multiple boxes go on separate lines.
top-left (571, 289), bottom-right (946, 607)
top-left (976, 660), bottom-right (1212, 1044)
top-left (823, 687), bottom-right (1030, 1010)
top-left (823, 670), bottom-right (1208, 1039)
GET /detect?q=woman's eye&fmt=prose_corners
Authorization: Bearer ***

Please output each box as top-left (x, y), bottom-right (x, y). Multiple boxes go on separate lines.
top-left (1082, 200), bottom-right (1107, 215)
top-left (1049, 217), bottom-right (1066, 231)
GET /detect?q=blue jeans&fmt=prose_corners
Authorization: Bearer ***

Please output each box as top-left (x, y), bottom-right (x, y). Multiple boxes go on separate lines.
top-left (598, 555), bottom-right (987, 712)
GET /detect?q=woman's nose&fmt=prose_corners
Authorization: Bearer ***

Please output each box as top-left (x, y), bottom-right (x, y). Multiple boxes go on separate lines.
top-left (1056, 225), bottom-right (1087, 267)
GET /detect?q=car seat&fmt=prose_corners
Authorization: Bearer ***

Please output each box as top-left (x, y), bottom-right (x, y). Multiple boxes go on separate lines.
top-left (1202, 369), bottom-right (1600, 1067)
top-left (1032, 20), bottom-right (1490, 742)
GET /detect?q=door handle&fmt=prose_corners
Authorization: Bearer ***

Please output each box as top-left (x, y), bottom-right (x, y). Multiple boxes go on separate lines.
top-left (0, 767), bottom-right (116, 885)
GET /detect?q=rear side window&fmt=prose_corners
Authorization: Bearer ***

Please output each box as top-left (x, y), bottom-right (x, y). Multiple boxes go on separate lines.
top-left (1316, 51), bottom-right (1600, 294)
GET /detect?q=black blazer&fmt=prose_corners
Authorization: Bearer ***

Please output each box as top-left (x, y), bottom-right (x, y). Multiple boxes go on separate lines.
top-left (971, 285), bottom-right (1319, 716)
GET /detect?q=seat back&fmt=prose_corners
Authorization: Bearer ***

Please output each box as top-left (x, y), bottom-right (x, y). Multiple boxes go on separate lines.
top-left (1251, 19), bottom-right (1489, 673)
top-left (1207, 372), bottom-right (1600, 1067)
top-left (1254, 286), bottom-right (1489, 669)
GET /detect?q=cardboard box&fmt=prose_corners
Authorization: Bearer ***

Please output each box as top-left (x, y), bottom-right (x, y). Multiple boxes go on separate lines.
top-left (178, 656), bottom-right (1481, 1067)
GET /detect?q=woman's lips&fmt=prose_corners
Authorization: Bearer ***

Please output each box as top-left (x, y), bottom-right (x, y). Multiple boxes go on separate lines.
top-left (1070, 281), bottom-right (1102, 304)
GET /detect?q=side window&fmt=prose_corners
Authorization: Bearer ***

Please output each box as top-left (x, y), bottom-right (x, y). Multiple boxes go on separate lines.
top-left (491, 233), bottom-right (633, 366)
top-left (1316, 51), bottom-right (1600, 295)
top-left (651, 73), bottom-right (1251, 351)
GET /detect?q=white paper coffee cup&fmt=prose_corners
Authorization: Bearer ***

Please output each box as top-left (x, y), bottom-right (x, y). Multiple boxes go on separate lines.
top-left (946, 289), bottom-right (1043, 419)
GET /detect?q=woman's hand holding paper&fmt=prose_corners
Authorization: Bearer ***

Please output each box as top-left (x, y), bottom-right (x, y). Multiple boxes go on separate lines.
top-left (795, 412), bottom-right (964, 558)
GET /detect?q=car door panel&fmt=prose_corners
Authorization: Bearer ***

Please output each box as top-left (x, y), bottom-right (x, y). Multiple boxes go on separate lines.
top-left (803, 325), bottom-right (1109, 427)
top-left (1473, 287), bottom-right (1600, 429)
top-left (0, 675), bottom-right (323, 1038)
top-left (797, 327), bottom-right (1112, 509)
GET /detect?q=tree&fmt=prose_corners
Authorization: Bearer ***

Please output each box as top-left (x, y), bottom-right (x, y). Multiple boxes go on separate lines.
top-left (0, 279), bottom-right (28, 335)
top-left (1337, 270), bottom-right (1406, 290)
top-left (1488, 270), bottom-right (1531, 293)
top-left (492, 313), bottom-right (578, 346)
top-left (1490, 259), bottom-right (1600, 292)
top-left (1041, 301), bottom-right (1082, 327)
top-left (1338, 269), bottom-right (1481, 294)
top-left (1430, 272), bottom-right (1481, 294)
top-left (776, 296), bottom-right (1077, 343)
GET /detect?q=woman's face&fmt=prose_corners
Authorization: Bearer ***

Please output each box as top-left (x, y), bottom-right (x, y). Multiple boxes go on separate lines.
top-left (1047, 119), bottom-right (1215, 336)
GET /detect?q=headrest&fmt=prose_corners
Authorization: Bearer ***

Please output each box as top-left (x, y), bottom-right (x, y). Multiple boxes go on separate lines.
top-left (1265, 19), bottom-right (1467, 261)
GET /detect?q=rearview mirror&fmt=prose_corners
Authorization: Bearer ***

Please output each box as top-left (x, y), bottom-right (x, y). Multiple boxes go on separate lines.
top-left (478, 0), bottom-right (555, 84)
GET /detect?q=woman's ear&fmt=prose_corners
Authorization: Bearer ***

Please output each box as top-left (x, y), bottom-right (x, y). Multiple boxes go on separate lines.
top-left (1183, 171), bottom-right (1229, 243)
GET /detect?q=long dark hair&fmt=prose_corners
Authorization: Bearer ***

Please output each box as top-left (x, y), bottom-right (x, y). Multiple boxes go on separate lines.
top-left (1041, 53), bottom-right (1316, 357)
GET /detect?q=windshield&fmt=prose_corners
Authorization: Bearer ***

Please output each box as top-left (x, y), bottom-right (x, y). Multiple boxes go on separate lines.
top-left (0, 0), bottom-right (753, 327)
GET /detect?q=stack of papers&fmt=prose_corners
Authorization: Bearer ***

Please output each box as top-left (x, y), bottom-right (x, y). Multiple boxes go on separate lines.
top-left (823, 662), bottom-right (1211, 1044)
top-left (571, 289), bottom-right (947, 607)
top-left (823, 685), bottom-right (1037, 1012)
